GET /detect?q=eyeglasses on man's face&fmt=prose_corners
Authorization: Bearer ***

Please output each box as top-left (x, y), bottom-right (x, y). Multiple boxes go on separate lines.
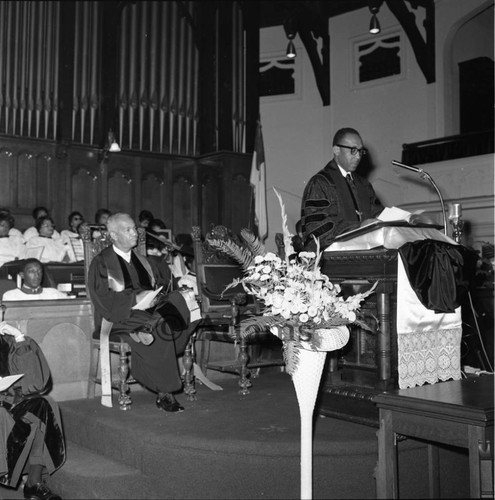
top-left (336, 144), bottom-right (368, 156)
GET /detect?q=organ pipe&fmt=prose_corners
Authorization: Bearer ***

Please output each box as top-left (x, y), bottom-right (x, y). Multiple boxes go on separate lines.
top-left (0, 1), bottom-right (246, 155)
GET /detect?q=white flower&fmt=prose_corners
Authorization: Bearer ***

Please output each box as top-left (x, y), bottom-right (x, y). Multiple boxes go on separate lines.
top-left (272, 293), bottom-right (284, 309)
top-left (307, 305), bottom-right (318, 317)
top-left (254, 255), bottom-right (265, 264)
top-left (299, 313), bottom-right (309, 323)
top-left (264, 252), bottom-right (279, 261)
top-left (280, 308), bottom-right (291, 320)
top-left (299, 251), bottom-right (316, 260)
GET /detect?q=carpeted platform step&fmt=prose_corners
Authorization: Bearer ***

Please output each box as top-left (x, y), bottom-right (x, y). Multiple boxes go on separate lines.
top-left (48, 441), bottom-right (166, 500)
top-left (52, 372), bottom-right (470, 499)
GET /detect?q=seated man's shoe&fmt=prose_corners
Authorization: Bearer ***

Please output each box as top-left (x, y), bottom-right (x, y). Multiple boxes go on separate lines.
top-left (156, 393), bottom-right (184, 413)
top-left (24, 482), bottom-right (62, 500)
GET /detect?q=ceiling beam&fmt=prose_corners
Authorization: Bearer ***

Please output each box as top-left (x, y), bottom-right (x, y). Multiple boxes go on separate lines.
top-left (385, 0), bottom-right (435, 83)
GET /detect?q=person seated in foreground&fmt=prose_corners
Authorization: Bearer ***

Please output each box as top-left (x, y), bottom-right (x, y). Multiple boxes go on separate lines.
top-left (25, 217), bottom-right (76, 263)
top-left (0, 213), bottom-right (25, 266)
top-left (2, 259), bottom-right (68, 301)
top-left (0, 322), bottom-right (65, 500)
top-left (23, 207), bottom-right (61, 242)
top-left (60, 211), bottom-right (85, 262)
top-left (87, 213), bottom-right (200, 413)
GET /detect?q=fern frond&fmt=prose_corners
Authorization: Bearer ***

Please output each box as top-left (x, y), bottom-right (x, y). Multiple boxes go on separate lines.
top-left (240, 228), bottom-right (266, 258)
top-left (237, 315), bottom-right (281, 338)
top-left (282, 341), bottom-right (301, 375)
top-left (207, 238), bottom-right (255, 272)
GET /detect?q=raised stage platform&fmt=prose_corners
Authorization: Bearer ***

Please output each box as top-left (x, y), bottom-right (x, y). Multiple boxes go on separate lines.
top-left (4, 371), bottom-right (471, 499)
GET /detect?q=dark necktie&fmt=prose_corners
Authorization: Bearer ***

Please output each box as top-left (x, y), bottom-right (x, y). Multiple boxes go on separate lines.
top-left (345, 173), bottom-right (362, 221)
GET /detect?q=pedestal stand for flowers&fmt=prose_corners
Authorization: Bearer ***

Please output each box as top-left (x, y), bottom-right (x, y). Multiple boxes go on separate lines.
top-left (285, 325), bottom-right (350, 500)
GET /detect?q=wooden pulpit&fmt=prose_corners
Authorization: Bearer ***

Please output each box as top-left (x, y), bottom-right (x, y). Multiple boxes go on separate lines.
top-left (318, 247), bottom-right (400, 426)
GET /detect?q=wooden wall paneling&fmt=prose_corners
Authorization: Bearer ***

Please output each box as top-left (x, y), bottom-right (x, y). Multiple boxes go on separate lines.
top-left (134, 160), bottom-right (142, 221)
top-left (140, 159), bottom-right (166, 222)
top-left (162, 158), bottom-right (175, 229)
top-left (107, 167), bottom-right (134, 215)
top-left (138, 155), bottom-right (168, 221)
top-left (229, 167), bottom-right (252, 234)
top-left (16, 151), bottom-right (37, 210)
top-left (229, 153), bottom-right (253, 233)
top-left (36, 152), bottom-right (54, 214)
top-left (0, 148), bottom-right (16, 209)
top-left (197, 157), bottom-right (222, 231)
top-left (200, 152), bottom-right (252, 234)
top-left (200, 166), bottom-right (222, 231)
top-left (171, 160), bottom-right (195, 235)
top-left (71, 166), bottom-right (99, 224)
top-left (105, 153), bottom-right (136, 215)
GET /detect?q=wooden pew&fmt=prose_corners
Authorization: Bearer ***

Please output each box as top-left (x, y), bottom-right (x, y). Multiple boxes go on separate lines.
top-left (2, 298), bottom-right (94, 401)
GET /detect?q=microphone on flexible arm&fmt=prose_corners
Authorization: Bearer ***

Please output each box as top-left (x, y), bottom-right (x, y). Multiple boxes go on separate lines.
top-left (391, 160), bottom-right (448, 235)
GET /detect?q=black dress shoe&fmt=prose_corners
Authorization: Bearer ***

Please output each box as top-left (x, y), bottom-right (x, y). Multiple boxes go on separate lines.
top-left (24, 482), bottom-right (62, 500)
top-left (156, 393), bottom-right (184, 412)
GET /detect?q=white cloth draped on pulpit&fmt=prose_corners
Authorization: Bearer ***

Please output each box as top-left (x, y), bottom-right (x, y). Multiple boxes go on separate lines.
top-left (327, 225), bottom-right (462, 389)
top-left (396, 255), bottom-right (462, 388)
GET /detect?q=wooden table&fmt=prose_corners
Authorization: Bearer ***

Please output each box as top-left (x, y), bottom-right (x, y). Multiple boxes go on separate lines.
top-left (374, 375), bottom-right (494, 498)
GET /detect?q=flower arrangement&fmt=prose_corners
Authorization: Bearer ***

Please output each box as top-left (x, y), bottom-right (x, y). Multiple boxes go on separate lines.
top-left (208, 189), bottom-right (376, 373)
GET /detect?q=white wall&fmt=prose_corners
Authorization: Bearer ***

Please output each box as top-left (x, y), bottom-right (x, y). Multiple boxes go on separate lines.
top-left (259, 0), bottom-right (494, 251)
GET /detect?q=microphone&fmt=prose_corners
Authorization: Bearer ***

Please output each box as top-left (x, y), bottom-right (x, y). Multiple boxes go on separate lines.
top-left (391, 159), bottom-right (448, 236)
top-left (391, 160), bottom-right (421, 173)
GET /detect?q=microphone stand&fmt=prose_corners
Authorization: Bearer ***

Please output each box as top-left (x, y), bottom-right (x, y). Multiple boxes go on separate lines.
top-left (391, 160), bottom-right (448, 236)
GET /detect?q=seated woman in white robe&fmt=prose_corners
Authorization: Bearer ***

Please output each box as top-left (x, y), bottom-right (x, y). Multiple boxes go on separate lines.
top-left (60, 211), bottom-right (85, 262)
top-left (0, 213), bottom-right (25, 267)
top-left (25, 217), bottom-right (75, 263)
top-left (23, 206), bottom-right (61, 242)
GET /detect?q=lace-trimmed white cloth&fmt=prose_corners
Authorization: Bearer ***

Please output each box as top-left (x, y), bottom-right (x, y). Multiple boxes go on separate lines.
top-left (327, 225), bottom-right (461, 389)
top-left (396, 255), bottom-right (462, 388)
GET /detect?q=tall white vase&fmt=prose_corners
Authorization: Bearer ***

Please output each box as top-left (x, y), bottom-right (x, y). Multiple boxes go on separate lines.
top-left (288, 325), bottom-right (350, 500)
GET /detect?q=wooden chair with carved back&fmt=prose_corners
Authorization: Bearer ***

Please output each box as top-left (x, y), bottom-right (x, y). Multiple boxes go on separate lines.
top-left (191, 225), bottom-right (284, 395)
top-left (82, 223), bottom-right (146, 410)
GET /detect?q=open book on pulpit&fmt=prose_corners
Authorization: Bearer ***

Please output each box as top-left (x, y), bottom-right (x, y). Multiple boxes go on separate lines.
top-left (332, 207), bottom-right (443, 242)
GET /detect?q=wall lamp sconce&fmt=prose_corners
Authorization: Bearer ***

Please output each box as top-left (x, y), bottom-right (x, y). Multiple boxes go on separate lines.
top-left (85, 170), bottom-right (98, 182)
top-left (369, 2), bottom-right (383, 34)
top-left (98, 128), bottom-right (121, 163)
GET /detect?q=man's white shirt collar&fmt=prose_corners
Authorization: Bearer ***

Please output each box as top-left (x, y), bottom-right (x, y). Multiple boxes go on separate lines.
top-left (113, 245), bottom-right (132, 263)
top-left (337, 163), bottom-right (351, 179)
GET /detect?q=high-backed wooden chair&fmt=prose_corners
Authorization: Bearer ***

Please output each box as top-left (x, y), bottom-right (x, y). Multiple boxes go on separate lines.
top-left (191, 226), bottom-right (284, 395)
top-left (82, 224), bottom-right (145, 410)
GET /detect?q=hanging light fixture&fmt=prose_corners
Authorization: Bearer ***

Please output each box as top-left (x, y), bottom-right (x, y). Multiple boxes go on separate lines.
top-left (286, 34), bottom-right (296, 59)
top-left (284, 15), bottom-right (297, 59)
top-left (98, 128), bottom-right (121, 162)
top-left (108, 128), bottom-right (121, 152)
top-left (369, 3), bottom-right (382, 34)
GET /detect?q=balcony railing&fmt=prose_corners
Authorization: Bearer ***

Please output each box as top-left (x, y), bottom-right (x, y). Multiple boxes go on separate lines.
top-left (401, 129), bottom-right (494, 165)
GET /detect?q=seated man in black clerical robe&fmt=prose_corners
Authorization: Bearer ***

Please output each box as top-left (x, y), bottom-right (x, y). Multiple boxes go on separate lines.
top-left (0, 322), bottom-right (65, 500)
top-left (87, 213), bottom-right (199, 413)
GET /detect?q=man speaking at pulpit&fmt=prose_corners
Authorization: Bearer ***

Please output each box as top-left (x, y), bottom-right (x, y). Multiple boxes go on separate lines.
top-left (300, 127), bottom-right (384, 250)
top-left (300, 126), bottom-right (479, 392)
